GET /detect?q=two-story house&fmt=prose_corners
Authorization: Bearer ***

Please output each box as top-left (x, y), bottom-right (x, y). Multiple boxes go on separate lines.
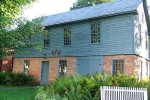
top-left (13, 0), bottom-right (150, 84)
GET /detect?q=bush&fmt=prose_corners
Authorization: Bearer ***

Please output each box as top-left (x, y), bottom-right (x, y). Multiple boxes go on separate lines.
top-left (35, 73), bottom-right (150, 100)
top-left (0, 72), bottom-right (39, 86)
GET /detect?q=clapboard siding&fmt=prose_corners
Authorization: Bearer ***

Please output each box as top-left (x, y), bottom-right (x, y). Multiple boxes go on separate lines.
top-left (15, 14), bottom-right (134, 58)
top-left (134, 3), bottom-right (149, 60)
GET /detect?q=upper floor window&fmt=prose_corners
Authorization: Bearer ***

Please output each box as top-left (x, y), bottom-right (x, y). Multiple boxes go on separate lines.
top-left (64, 28), bottom-right (71, 45)
top-left (24, 60), bottom-right (30, 74)
top-left (24, 39), bottom-right (30, 44)
top-left (91, 23), bottom-right (100, 43)
top-left (112, 60), bottom-right (124, 75)
top-left (141, 12), bottom-right (144, 22)
top-left (135, 24), bottom-right (142, 47)
top-left (44, 33), bottom-right (50, 47)
top-left (145, 31), bottom-right (148, 49)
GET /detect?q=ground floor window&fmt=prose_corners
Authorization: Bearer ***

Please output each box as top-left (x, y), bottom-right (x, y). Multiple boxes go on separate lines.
top-left (24, 60), bottom-right (30, 74)
top-left (112, 60), bottom-right (124, 75)
top-left (146, 61), bottom-right (149, 76)
top-left (140, 61), bottom-right (143, 79)
top-left (59, 60), bottom-right (67, 76)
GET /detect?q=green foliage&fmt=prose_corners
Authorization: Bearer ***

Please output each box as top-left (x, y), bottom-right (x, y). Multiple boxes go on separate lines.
top-left (0, 0), bottom-right (36, 28)
top-left (35, 86), bottom-right (67, 100)
top-left (0, 72), bottom-right (38, 86)
top-left (36, 73), bottom-right (150, 100)
top-left (0, 0), bottom-right (48, 58)
top-left (0, 87), bottom-right (36, 100)
top-left (70, 0), bottom-right (115, 10)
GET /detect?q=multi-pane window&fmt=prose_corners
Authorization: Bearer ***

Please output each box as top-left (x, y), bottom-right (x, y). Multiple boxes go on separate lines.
top-left (25, 39), bottom-right (30, 44)
top-left (59, 60), bottom-right (67, 76)
top-left (145, 31), bottom-right (148, 49)
top-left (24, 60), bottom-right (30, 74)
top-left (112, 60), bottom-right (124, 75)
top-left (146, 62), bottom-right (149, 76)
top-left (140, 61), bottom-right (143, 80)
top-left (44, 33), bottom-right (50, 47)
top-left (135, 24), bottom-right (142, 47)
top-left (91, 23), bottom-right (100, 43)
top-left (64, 28), bottom-right (71, 45)
top-left (140, 12), bottom-right (144, 22)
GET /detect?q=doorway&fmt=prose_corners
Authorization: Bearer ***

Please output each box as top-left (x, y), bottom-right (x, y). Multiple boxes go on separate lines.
top-left (41, 61), bottom-right (49, 85)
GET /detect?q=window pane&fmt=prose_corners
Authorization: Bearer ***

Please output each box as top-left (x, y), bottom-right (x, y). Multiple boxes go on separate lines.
top-left (113, 60), bottom-right (124, 75)
top-left (44, 33), bottom-right (50, 47)
top-left (64, 28), bottom-right (71, 45)
top-left (59, 60), bottom-right (67, 76)
top-left (24, 60), bottom-right (30, 74)
top-left (91, 23), bottom-right (100, 43)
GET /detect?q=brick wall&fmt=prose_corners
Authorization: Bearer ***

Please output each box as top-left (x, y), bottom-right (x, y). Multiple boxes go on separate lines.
top-left (1, 56), bottom-right (13, 72)
top-left (103, 55), bottom-right (149, 79)
top-left (13, 55), bottom-right (149, 82)
top-left (103, 55), bottom-right (135, 75)
top-left (13, 57), bottom-right (76, 83)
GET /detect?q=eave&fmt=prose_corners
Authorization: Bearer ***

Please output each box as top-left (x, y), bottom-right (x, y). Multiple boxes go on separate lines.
top-left (45, 10), bottom-right (138, 28)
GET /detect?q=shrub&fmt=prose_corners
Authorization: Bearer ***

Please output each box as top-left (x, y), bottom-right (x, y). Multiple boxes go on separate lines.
top-left (0, 72), bottom-right (39, 86)
top-left (35, 73), bottom-right (150, 100)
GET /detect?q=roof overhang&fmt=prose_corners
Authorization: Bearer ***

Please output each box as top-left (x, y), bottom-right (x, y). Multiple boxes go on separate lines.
top-left (45, 10), bottom-right (138, 28)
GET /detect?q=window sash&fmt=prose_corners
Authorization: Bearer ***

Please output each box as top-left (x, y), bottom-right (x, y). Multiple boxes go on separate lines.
top-left (44, 34), bottom-right (50, 47)
top-left (113, 60), bottom-right (124, 75)
top-left (59, 60), bottom-right (67, 76)
top-left (64, 28), bottom-right (71, 45)
top-left (24, 60), bottom-right (30, 74)
top-left (91, 23), bottom-right (100, 43)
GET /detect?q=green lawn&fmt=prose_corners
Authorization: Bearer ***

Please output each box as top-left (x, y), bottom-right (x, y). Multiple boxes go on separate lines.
top-left (0, 85), bottom-right (37, 100)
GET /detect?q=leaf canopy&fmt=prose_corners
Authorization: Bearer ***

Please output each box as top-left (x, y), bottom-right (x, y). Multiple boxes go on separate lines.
top-left (70, 0), bottom-right (115, 10)
top-left (0, 0), bottom-right (47, 58)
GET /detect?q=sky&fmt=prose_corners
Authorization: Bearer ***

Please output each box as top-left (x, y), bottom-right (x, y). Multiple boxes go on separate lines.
top-left (23, 0), bottom-right (77, 20)
top-left (24, 0), bottom-right (150, 20)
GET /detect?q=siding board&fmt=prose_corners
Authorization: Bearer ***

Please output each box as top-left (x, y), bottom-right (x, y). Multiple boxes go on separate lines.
top-left (15, 14), bottom-right (134, 58)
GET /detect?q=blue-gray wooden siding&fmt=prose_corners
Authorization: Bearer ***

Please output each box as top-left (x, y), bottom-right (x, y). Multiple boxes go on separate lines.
top-left (15, 14), bottom-right (135, 58)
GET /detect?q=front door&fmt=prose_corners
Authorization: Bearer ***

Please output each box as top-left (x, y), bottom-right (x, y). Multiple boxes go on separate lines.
top-left (41, 61), bottom-right (49, 85)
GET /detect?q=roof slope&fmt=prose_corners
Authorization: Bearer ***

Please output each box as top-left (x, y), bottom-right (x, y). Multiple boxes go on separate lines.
top-left (43, 0), bottom-right (142, 27)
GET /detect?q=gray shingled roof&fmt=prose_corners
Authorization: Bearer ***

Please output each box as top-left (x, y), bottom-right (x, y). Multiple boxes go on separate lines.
top-left (43, 0), bottom-right (142, 27)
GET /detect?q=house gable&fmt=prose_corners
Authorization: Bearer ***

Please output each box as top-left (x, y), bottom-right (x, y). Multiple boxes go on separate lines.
top-left (133, 1), bottom-right (149, 60)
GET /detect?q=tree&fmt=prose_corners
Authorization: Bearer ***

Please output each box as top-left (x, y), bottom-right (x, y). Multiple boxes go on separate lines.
top-left (0, 0), bottom-right (47, 58)
top-left (70, 0), bottom-right (115, 10)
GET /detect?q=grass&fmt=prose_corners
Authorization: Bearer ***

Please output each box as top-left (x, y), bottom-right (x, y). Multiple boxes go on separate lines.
top-left (0, 85), bottom-right (37, 100)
